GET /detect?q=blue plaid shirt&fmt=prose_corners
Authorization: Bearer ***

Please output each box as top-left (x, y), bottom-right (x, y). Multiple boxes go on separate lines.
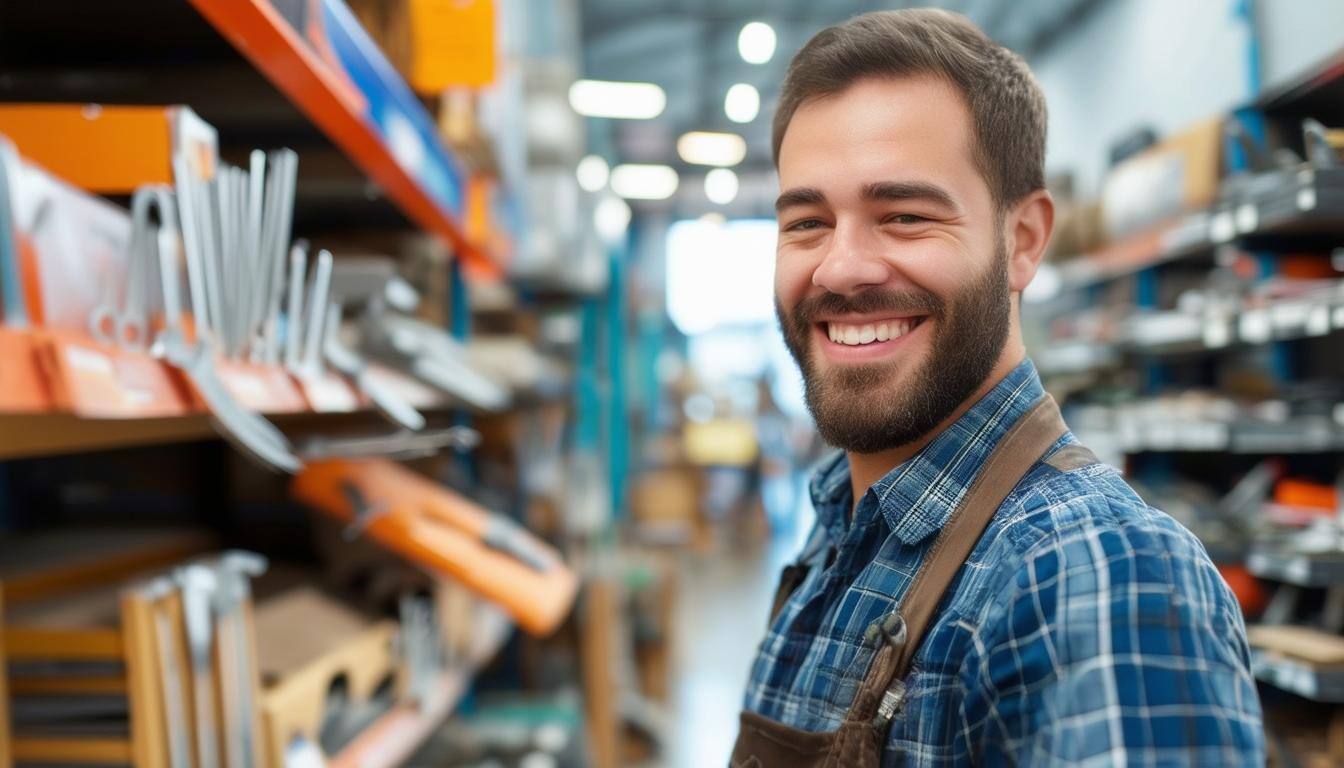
top-left (743, 361), bottom-right (1264, 766)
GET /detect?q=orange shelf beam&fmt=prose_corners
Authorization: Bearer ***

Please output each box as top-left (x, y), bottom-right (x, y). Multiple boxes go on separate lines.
top-left (186, 0), bottom-right (500, 278)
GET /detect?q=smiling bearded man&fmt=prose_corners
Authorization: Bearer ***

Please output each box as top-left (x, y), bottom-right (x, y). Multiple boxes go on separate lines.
top-left (734, 9), bottom-right (1263, 768)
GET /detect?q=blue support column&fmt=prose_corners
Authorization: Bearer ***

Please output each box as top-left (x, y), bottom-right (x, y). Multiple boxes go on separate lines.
top-left (1229, 0), bottom-right (1294, 382)
top-left (604, 245), bottom-right (630, 521)
top-left (449, 257), bottom-right (477, 481)
top-left (575, 298), bottom-right (603, 456)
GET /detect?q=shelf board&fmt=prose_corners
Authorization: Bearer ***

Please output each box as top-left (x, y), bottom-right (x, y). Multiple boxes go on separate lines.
top-left (329, 605), bottom-right (513, 768)
top-left (1255, 45), bottom-right (1344, 125)
top-left (1072, 416), bottom-right (1344, 455)
top-left (0, 412), bottom-right (215, 461)
top-left (1248, 549), bottom-right (1344, 588)
top-left (1251, 650), bottom-right (1344, 703)
top-left (1054, 213), bottom-right (1214, 291)
top-left (1035, 283), bottom-right (1344, 376)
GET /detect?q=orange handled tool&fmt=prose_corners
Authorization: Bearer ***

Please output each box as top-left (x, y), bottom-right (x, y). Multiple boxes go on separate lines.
top-left (291, 458), bottom-right (577, 636)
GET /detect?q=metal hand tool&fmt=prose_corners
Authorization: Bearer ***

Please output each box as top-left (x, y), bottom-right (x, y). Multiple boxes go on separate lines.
top-left (0, 140), bottom-right (29, 324)
top-left (367, 313), bottom-right (511, 412)
top-left (176, 564), bottom-right (220, 768)
top-left (300, 249), bottom-right (334, 376)
top-left (299, 425), bottom-right (479, 462)
top-left (285, 243), bottom-right (308, 372)
top-left (156, 201), bottom-right (301, 472)
top-left (243, 152), bottom-right (266, 355)
top-left (212, 551), bottom-right (267, 768)
top-left (172, 154), bottom-right (213, 345)
top-left (117, 187), bottom-right (173, 351)
top-left (323, 304), bottom-right (427, 431)
top-left (261, 151), bottom-right (298, 365)
top-left (198, 172), bottom-right (227, 350)
top-left (1304, 118), bottom-right (1342, 170)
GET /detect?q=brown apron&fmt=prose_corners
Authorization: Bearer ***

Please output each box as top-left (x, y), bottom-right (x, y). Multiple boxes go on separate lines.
top-left (730, 395), bottom-right (1076, 768)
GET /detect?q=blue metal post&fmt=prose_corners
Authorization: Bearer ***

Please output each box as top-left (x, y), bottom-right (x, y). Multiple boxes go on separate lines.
top-left (1230, 0), bottom-right (1294, 381)
top-left (605, 243), bottom-right (630, 521)
top-left (449, 257), bottom-right (477, 480)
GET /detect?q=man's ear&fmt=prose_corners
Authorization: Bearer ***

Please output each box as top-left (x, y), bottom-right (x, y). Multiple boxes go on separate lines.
top-left (1004, 189), bottom-right (1054, 293)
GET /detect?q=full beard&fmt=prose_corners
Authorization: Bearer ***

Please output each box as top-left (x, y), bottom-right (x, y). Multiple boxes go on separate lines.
top-left (776, 246), bottom-right (1012, 454)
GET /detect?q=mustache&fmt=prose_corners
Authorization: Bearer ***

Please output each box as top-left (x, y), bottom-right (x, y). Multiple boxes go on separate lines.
top-left (786, 288), bottom-right (944, 327)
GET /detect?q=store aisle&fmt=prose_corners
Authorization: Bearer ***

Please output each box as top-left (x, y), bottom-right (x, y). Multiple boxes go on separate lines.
top-left (663, 494), bottom-right (814, 768)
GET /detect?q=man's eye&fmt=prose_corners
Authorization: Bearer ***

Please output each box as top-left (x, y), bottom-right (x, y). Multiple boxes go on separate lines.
top-left (887, 214), bottom-right (929, 225)
top-left (786, 219), bottom-right (825, 232)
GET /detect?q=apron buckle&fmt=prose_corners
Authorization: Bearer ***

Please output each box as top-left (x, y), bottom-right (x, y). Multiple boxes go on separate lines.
top-left (876, 679), bottom-right (908, 723)
top-left (864, 611), bottom-right (908, 648)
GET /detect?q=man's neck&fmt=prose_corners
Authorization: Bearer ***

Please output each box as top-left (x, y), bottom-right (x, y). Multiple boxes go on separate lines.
top-left (847, 348), bottom-right (1027, 511)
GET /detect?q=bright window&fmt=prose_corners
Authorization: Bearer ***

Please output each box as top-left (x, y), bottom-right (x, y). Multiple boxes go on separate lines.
top-left (665, 218), bottom-right (777, 335)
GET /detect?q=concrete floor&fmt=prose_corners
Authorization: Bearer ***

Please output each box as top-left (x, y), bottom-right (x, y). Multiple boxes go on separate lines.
top-left (662, 482), bottom-right (814, 768)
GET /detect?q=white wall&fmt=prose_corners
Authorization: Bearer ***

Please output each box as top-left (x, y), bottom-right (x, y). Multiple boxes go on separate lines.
top-left (1031, 0), bottom-right (1344, 197)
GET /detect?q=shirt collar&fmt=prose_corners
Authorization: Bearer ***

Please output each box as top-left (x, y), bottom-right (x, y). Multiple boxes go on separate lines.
top-left (808, 359), bottom-right (1046, 547)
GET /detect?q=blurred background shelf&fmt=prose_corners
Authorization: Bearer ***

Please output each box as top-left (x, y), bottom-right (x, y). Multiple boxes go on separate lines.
top-left (329, 606), bottom-right (513, 768)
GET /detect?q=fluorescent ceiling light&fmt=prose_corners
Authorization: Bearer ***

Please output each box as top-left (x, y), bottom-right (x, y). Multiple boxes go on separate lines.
top-left (677, 131), bottom-right (747, 167)
top-left (704, 168), bottom-right (739, 205)
top-left (576, 155), bottom-right (610, 192)
top-left (725, 83), bottom-right (760, 123)
top-left (738, 22), bottom-right (776, 64)
top-left (568, 79), bottom-right (666, 119)
top-left (595, 195), bottom-right (632, 243)
top-left (610, 164), bottom-right (679, 200)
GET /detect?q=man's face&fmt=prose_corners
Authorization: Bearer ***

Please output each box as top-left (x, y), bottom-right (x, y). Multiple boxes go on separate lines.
top-left (774, 76), bottom-right (1013, 454)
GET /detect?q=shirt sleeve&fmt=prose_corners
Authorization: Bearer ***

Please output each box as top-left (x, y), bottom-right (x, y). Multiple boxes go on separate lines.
top-left (969, 502), bottom-right (1265, 766)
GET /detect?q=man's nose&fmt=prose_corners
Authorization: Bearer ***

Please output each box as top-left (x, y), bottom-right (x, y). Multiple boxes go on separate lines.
top-left (810, 220), bottom-right (894, 296)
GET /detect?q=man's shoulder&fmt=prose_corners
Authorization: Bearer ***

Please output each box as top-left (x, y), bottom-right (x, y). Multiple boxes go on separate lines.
top-left (988, 444), bottom-right (1229, 604)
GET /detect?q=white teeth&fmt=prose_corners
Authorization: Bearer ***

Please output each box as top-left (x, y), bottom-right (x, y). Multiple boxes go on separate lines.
top-left (827, 318), bottom-right (922, 346)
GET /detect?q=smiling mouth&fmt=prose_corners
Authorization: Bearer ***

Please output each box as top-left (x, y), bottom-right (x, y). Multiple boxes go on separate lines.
top-left (822, 316), bottom-right (927, 346)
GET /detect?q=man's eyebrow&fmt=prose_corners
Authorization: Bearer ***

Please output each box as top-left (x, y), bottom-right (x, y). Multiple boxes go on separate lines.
top-left (775, 187), bottom-right (826, 213)
top-left (862, 181), bottom-right (959, 211)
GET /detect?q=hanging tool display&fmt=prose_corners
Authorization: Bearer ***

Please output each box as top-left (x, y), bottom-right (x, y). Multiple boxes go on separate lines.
top-left (291, 458), bottom-right (578, 636)
top-left (362, 311), bottom-right (511, 412)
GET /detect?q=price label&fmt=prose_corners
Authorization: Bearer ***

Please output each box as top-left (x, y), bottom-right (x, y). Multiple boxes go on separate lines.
top-left (1235, 203), bottom-right (1258, 233)
top-left (1298, 187), bottom-right (1317, 211)
top-left (1209, 211), bottom-right (1236, 243)
top-left (1240, 310), bottom-right (1272, 343)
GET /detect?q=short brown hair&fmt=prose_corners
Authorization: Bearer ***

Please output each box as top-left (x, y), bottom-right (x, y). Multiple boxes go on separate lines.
top-left (773, 9), bottom-right (1047, 211)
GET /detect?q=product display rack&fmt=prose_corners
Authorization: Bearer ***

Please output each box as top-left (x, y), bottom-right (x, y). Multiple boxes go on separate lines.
top-left (0, 3), bottom-right (569, 768)
top-left (1030, 43), bottom-right (1344, 715)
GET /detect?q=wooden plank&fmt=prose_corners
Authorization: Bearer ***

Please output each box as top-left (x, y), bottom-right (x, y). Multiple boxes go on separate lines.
top-left (5, 627), bottom-right (123, 660)
top-left (0, 413), bottom-right (213, 461)
top-left (1248, 624), bottom-right (1344, 665)
top-left (1, 588), bottom-right (13, 768)
top-left (2, 530), bottom-right (213, 604)
top-left (581, 578), bottom-right (619, 768)
top-left (327, 606), bottom-right (511, 768)
top-left (122, 591), bottom-right (169, 768)
top-left (7, 675), bottom-right (127, 695)
top-left (11, 738), bottom-right (133, 764)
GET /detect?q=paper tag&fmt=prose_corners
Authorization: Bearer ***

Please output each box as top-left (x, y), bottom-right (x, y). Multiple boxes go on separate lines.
top-left (65, 345), bottom-right (115, 377)
top-left (1240, 310), bottom-right (1272, 343)
top-left (1209, 211), bottom-right (1236, 243)
top-left (1298, 187), bottom-right (1317, 211)
top-left (1235, 203), bottom-right (1258, 233)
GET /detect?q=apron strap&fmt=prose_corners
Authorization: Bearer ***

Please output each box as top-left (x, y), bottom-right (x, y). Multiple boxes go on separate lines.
top-left (845, 394), bottom-right (1070, 726)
